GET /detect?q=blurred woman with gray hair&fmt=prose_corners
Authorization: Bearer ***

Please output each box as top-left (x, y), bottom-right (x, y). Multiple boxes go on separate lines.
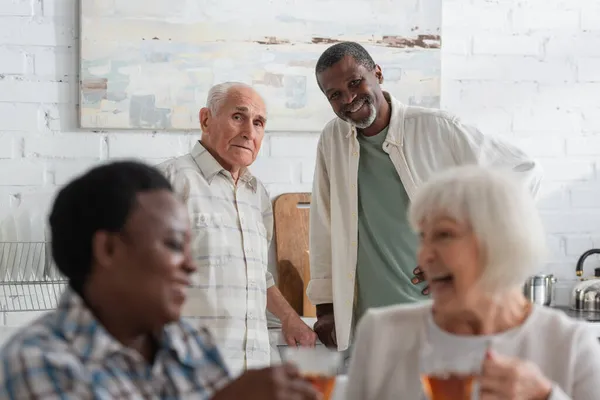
top-left (345, 165), bottom-right (600, 400)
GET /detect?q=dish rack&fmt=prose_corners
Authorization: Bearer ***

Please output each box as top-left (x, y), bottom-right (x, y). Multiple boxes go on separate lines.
top-left (0, 242), bottom-right (67, 312)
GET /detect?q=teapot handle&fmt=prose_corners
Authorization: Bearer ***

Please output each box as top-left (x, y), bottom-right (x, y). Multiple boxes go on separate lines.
top-left (575, 249), bottom-right (600, 277)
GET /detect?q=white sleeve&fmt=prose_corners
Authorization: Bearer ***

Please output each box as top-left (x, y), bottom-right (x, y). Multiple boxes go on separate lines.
top-left (445, 117), bottom-right (543, 199)
top-left (562, 324), bottom-right (600, 400)
top-left (306, 133), bottom-right (333, 305)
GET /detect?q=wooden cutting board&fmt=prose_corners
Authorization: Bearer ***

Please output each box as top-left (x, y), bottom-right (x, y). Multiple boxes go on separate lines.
top-left (273, 192), bottom-right (316, 317)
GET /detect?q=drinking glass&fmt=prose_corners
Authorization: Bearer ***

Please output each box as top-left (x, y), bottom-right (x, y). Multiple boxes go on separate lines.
top-left (419, 334), bottom-right (490, 400)
top-left (281, 346), bottom-right (343, 400)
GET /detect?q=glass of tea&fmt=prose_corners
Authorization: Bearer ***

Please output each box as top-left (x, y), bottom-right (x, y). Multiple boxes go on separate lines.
top-left (281, 346), bottom-right (343, 400)
top-left (418, 332), bottom-right (490, 400)
top-left (420, 373), bottom-right (475, 400)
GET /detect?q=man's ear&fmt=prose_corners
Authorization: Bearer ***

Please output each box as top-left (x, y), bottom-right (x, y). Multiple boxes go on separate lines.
top-left (374, 64), bottom-right (384, 84)
top-left (92, 230), bottom-right (117, 271)
top-left (199, 107), bottom-right (211, 134)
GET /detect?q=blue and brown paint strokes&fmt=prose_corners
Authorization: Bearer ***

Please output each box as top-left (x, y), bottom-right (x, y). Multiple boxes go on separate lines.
top-left (79, 0), bottom-right (441, 131)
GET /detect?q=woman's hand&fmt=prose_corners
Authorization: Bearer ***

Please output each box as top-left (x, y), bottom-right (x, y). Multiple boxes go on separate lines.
top-left (211, 364), bottom-right (320, 400)
top-left (479, 350), bottom-right (553, 400)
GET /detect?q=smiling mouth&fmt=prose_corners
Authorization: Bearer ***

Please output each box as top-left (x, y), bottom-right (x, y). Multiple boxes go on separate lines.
top-left (346, 100), bottom-right (366, 114)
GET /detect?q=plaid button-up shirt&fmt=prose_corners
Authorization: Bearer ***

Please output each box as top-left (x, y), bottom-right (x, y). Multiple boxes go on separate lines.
top-left (0, 288), bottom-right (230, 399)
top-left (158, 142), bottom-right (274, 377)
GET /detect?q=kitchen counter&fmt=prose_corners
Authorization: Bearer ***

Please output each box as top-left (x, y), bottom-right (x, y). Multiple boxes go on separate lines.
top-left (269, 309), bottom-right (600, 356)
top-left (552, 305), bottom-right (600, 322)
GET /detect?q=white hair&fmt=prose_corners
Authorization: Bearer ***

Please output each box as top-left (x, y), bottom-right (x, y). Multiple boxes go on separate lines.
top-left (205, 81), bottom-right (264, 115)
top-left (408, 165), bottom-right (546, 293)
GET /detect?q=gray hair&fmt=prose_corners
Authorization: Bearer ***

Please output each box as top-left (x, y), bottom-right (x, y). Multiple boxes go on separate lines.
top-left (408, 165), bottom-right (546, 293)
top-left (315, 42), bottom-right (376, 75)
top-left (206, 81), bottom-right (260, 115)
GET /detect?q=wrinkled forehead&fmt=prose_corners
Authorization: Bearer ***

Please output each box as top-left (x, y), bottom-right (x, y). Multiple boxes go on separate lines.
top-left (222, 87), bottom-right (267, 118)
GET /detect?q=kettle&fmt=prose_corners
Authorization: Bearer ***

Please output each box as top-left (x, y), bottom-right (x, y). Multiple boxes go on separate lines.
top-left (570, 249), bottom-right (600, 312)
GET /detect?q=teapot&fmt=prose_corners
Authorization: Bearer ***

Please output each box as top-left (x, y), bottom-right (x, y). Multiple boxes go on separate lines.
top-left (570, 249), bottom-right (600, 312)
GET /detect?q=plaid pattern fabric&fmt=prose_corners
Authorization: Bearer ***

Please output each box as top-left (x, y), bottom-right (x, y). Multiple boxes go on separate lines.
top-left (158, 143), bottom-right (274, 377)
top-left (0, 288), bottom-right (231, 399)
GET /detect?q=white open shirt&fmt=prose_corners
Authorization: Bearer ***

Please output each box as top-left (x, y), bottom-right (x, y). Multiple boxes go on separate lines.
top-left (307, 93), bottom-right (543, 351)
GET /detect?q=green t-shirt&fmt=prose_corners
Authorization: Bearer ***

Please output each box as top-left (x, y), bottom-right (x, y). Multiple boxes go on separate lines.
top-left (355, 126), bottom-right (427, 321)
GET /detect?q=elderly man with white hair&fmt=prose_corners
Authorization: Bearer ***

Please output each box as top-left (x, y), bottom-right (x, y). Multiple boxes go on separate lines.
top-left (345, 165), bottom-right (600, 400)
top-left (158, 82), bottom-right (317, 377)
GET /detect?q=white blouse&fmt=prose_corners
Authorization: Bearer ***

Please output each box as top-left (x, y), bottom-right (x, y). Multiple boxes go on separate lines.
top-left (345, 302), bottom-right (600, 400)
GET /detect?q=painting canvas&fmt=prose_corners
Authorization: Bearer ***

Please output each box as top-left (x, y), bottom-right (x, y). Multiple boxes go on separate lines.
top-left (80, 0), bottom-right (441, 131)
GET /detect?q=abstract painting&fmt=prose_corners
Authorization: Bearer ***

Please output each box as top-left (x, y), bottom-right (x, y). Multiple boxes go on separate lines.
top-left (80, 0), bottom-right (441, 131)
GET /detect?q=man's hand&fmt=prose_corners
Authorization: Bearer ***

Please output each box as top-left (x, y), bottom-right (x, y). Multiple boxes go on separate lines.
top-left (211, 364), bottom-right (320, 400)
top-left (282, 313), bottom-right (318, 347)
top-left (313, 304), bottom-right (336, 348)
top-left (412, 267), bottom-right (430, 296)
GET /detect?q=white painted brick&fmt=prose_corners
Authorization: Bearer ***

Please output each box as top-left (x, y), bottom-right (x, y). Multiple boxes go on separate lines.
top-left (250, 159), bottom-right (294, 184)
top-left (580, 3), bottom-right (600, 32)
top-left (566, 137), bottom-right (600, 156)
top-left (443, 3), bottom-right (511, 32)
top-left (577, 58), bottom-right (600, 83)
top-left (301, 160), bottom-right (316, 183)
top-left (440, 29), bottom-right (471, 55)
top-left (0, 48), bottom-right (25, 74)
top-left (0, 17), bottom-right (74, 46)
top-left (565, 236), bottom-right (600, 258)
top-left (108, 134), bottom-right (193, 159)
top-left (472, 34), bottom-right (540, 56)
top-left (570, 187), bottom-right (600, 209)
top-left (542, 211), bottom-right (600, 234)
top-left (514, 137), bottom-right (564, 158)
top-left (33, 47), bottom-right (76, 77)
top-left (0, 134), bottom-right (17, 159)
top-left (545, 33), bottom-right (600, 58)
top-left (511, 8), bottom-right (579, 32)
top-left (0, 0), bottom-right (32, 16)
top-left (0, 103), bottom-right (40, 131)
top-left (443, 55), bottom-right (574, 82)
top-left (582, 109), bottom-right (600, 133)
top-left (536, 84), bottom-right (600, 109)
top-left (264, 183), bottom-right (313, 199)
top-left (0, 160), bottom-right (45, 186)
top-left (537, 182), bottom-right (570, 210)
top-left (42, 0), bottom-right (76, 17)
top-left (25, 134), bottom-right (104, 159)
top-left (513, 108), bottom-right (581, 133)
top-left (540, 160), bottom-right (594, 182)
top-left (45, 104), bottom-right (78, 132)
top-left (270, 135), bottom-right (319, 157)
top-left (459, 81), bottom-right (538, 109)
top-left (453, 107), bottom-right (513, 138)
top-left (52, 160), bottom-right (100, 185)
top-left (546, 234), bottom-right (565, 259)
top-left (0, 79), bottom-right (72, 103)
top-left (439, 80), bottom-right (462, 110)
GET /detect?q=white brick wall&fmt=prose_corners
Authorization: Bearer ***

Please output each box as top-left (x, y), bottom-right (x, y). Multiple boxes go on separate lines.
top-left (442, 0), bottom-right (600, 304)
top-left (0, 0), bottom-right (599, 325)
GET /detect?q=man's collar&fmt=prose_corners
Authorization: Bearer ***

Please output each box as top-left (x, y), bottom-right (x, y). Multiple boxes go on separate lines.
top-left (190, 141), bottom-right (257, 191)
top-left (56, 287), bottom-right (201, 367)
